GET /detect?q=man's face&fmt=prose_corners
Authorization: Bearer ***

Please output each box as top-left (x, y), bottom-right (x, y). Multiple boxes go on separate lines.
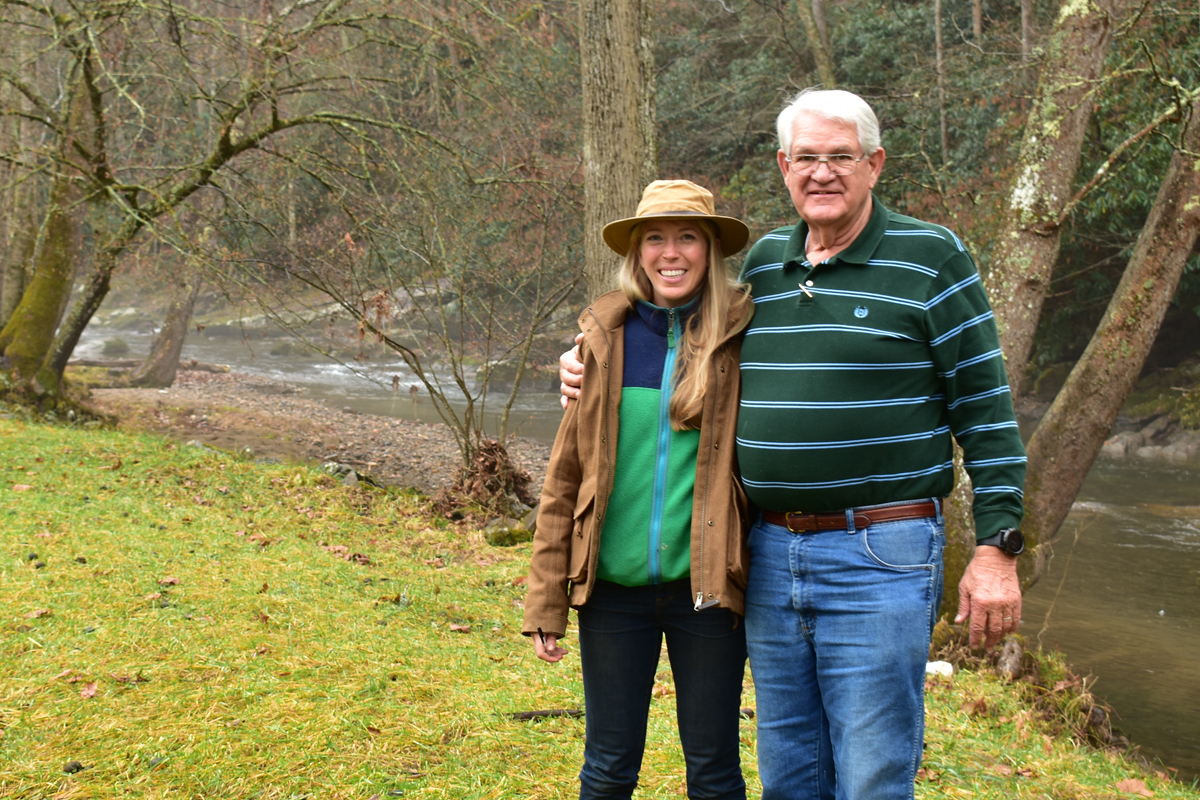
top-left (777, 112), bottom-right (885, 229)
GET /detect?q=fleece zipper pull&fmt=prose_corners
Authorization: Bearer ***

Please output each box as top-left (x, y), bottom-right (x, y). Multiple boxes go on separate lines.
top-left (667, 308), bottom-right (676, 349)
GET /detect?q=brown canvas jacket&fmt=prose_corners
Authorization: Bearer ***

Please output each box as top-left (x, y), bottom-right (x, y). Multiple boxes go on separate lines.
top-left (522, 288), bottom-right (754, 639)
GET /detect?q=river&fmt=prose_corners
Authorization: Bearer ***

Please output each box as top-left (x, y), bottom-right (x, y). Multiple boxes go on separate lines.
top-left (77, 324), bottom-right (1200, 780)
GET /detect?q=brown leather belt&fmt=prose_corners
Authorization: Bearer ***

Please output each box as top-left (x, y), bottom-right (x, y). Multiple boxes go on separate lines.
top-left (761, 500), bottom-right (938, 533)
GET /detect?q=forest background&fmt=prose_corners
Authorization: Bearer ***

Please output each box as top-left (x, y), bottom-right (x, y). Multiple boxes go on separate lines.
top-left (1, 0), bottom-right (1200, 608)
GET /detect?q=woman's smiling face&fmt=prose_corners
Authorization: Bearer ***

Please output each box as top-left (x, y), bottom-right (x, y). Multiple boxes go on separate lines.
top-left (637, 220), bottom-right (711, 308)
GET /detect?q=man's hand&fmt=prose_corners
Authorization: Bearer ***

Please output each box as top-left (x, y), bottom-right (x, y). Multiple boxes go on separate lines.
top-left (532, 632), bottom-right (569, 663)
top-left (558, 332), bottom-right (585, 410)
top-left (955, 545), bottom-right (1022, 649)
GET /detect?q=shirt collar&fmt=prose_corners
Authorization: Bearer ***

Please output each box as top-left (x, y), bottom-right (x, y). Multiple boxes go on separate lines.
top-left (635, 293), bottom-right (701, 335)
top-left (782, 194), bottom-right (890, 269)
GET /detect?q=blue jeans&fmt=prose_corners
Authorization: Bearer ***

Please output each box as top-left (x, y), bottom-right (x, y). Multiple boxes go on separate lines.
top-left (576, 579), bottom-right (748, 800)
top-left (744, 505), bottom-right (945, 800)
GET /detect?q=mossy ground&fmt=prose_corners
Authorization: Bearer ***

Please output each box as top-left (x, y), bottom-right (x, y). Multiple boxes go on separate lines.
top-left (2, 418), bottom-right (1197, 798)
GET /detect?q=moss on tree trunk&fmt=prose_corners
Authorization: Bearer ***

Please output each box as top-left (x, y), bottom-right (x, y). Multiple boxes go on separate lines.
top-left (984, 0), bottom-right (1124, 396)
top-left (0, 176), bottom-right (79, 389)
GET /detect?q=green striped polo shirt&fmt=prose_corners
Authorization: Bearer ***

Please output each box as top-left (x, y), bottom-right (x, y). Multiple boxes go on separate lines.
top-left (736, 197), bottom-right (1025, 540)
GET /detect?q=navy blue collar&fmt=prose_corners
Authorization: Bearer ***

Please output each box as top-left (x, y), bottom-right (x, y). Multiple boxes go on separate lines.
top-left (635, 294), bottom-right (700, 335)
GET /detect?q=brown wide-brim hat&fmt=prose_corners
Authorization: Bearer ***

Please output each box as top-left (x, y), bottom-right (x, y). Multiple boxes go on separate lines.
top-left (602, 179), bottom-right (750, 258)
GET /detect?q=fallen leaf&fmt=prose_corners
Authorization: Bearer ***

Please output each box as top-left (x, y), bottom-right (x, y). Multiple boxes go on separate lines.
top-left (23, 609), bottom-right (50, 619)
top-left (255, 645), bottom-right (270, 656)
top-left (652, 684), bottom-right (673, 698)
top-left (993, 764), bottom-right (1013, 776)
top-left (512, 575), bottom-right (528, 587)
top-left (80, 682), bottom-right (97, 699)
top-left (55, 669), bottom-right (73, 680)
top-left (110, 672), bottom-right (149, 684)
top-left (960, 697), bottom-right (989, 717)
top-left (233, 530), bottom-right (246, 536)
top-left (366, 726), bottom-right (382, 735)
top-left (258, 582), bottom-right (268, 594)
top-left (12, 484), bottom-right (32, 492)
top-left (258, 611), bottom-right (270, 625)
top-left (324, 545), bottom-right (350, 555)
top-left (1114, 778), bottom-right (1153, 797)
top-left (98, 458), bottom-right (122, 471)
top-left (1017, 768), bottom-right (1035, 778)
top-left (158, 576), bottom-right (179, 586)
top-left (348, 553), bottom-right (370, 565)
top-left (449, 624), bottom-right (471, 633)
top-left (144, 592), bottom-right (162, 601)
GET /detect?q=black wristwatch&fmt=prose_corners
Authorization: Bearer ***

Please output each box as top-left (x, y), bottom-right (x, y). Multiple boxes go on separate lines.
top-left (976, 527), bottom-right (1025, 556)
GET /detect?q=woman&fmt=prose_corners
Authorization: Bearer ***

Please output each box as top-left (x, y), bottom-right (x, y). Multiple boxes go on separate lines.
top-left (523, 180), bottom-right (754, 800)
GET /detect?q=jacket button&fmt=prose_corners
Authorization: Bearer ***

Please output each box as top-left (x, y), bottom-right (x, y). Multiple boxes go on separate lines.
top-left (707, 520), bottom-right (714, 526)
top-left (714, 443), bottom-right (719, 450)
top-left (603, 362), bottom-right (608, 368)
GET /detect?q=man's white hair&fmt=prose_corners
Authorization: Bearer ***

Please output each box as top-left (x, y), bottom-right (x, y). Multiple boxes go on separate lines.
top-left (776, 89), bottom-right (881, 155)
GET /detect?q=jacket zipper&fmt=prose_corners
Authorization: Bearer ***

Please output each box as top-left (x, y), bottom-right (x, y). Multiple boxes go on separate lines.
top-left (648, 307), bottom-right (680, 584)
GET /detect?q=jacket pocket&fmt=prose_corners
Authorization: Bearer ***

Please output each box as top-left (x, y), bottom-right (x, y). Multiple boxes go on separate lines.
top-left (567, 493), bottom-right (595, 584)
top-left (726, 474), bottom-right (750, 591)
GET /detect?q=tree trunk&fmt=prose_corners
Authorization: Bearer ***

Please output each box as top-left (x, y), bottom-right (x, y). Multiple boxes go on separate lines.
top-left (1018, 103), bottom-right (1200, 588)
top-left (939, 444), bottom-right (978, 622)
top-left (580, 0), bottom-right (657, 299)
top-left (813, 0), bottom-right (831, 53)
top-left (0, 218), bottom-right (36, 333)
top-left (0, 174), bottom-right (81, 388)
top-left (935, 0), bottom-right (949, 167)
top-left (40, 242), bottom-right (125, 393)
top-left (128, 277), bottom-right (203, 388)
top-left (983, 0), bottom-right (1122, 396)
top-left (796, 0), bottom-right (837, 90)
top-left (973, 0), bottom-right (983, 38)
top-left (1021, 0), bottom-right (1034, 58)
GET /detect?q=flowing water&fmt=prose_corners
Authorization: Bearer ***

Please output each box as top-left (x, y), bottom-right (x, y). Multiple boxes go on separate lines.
top-left (78, 325), bottom-right (1200, 780)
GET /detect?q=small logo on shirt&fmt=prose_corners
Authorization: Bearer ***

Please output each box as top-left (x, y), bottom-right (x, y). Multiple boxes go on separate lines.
top-left (854, 306), bottom-right (869, 319)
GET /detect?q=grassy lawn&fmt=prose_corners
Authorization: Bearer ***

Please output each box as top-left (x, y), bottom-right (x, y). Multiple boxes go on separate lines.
top-left (1, 416), bottom-right (1196, 799)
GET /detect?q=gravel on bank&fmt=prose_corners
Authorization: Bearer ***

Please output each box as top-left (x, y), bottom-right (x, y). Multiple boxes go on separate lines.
top-left (88, 370), bottom-right (552, 496)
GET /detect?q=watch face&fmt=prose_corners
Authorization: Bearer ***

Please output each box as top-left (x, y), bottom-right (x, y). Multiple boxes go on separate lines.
top-left (1000, 528), bottom-right (1025, 555)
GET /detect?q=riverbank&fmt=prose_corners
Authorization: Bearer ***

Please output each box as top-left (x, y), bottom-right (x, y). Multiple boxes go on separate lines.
top-left (81, 369), bottom-right (553, 496)
top-left (2, 417), bottom-right (1197, 798)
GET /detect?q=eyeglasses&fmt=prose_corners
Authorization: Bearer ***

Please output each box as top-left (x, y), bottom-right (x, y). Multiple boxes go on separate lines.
top-left (784, 152), bottom-right (868, 176)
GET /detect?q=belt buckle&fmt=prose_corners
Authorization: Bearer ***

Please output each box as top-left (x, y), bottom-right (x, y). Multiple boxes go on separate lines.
top-left (784, 511), bottom-right (814, 533)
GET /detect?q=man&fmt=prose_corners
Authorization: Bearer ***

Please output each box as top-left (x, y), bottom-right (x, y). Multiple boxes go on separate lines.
top-left (561, 89), bottom-right (1025, 800)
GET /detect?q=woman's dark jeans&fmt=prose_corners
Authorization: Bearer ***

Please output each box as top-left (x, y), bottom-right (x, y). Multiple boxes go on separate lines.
top-left (576, 579), bottom-right (748, 800)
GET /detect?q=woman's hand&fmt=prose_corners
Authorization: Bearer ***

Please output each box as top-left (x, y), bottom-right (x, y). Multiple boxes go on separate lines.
top-left (533, 632), bottom-right (569, 663)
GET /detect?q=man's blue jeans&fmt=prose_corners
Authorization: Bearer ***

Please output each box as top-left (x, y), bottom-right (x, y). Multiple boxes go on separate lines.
top-left (576, 579), bottom-right (748, 800)
top-left (744, 505), bottom-right (944, 800)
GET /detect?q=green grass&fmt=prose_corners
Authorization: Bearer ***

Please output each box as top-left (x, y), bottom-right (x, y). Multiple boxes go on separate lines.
top-left (1, 417), bottom-right (1197, 799)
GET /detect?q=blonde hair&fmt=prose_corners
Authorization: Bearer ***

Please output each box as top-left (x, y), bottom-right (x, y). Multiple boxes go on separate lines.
top-left (618, 220), bottom-right (751, 430)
